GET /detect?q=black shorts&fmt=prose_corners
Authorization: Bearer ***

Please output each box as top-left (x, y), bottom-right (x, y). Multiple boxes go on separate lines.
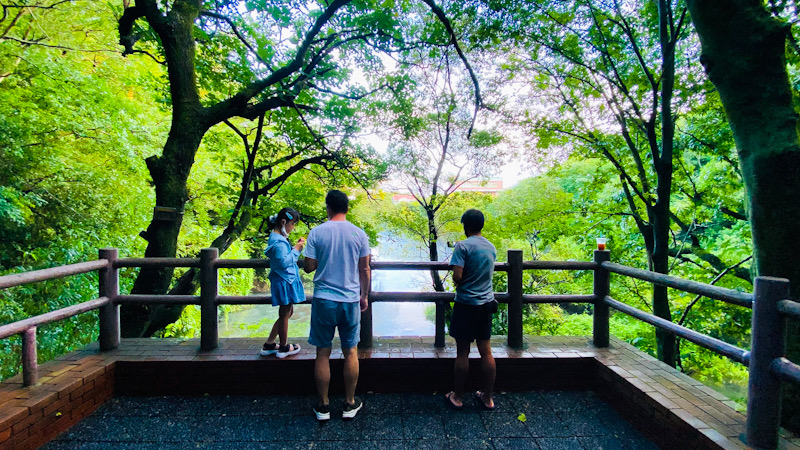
top-left (448, 301), bottom-right (495, 342)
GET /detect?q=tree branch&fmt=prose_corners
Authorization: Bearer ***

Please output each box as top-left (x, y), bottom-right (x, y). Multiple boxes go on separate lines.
top-left (199, 10), bottom-right (268, 66)
top-left (677, 255), bottom-right (753, 327)
top-left (419, 0), bottom-right (483, 138)
top-left (118, 5), bottom-right (146, 56)
top-left (203, 0), bottom-right (352, 125)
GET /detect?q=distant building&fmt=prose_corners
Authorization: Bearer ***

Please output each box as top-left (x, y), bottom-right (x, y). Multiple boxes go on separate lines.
top-left (389, 179), bottom-right (504, 203)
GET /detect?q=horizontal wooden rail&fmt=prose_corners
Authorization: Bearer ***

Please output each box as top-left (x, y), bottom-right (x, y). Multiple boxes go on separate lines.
top-left (215, 293), bottom-right (593, 305)
top-left (0, 297), bottom-right (110, 340)
top-left (601, 262), bottom-right (753, 308)
top-left (777, 300), bottom-right (800, 319)
top-left (369, 292), bottom-right (454, 302)
top-left (771, 357), bottom-right (800, 384)
top-left (214, 259), bottom-right (271, 269)
top-left (369, 261), bottom-right (509, 271)
top-left (522, 261), bottom-right (598, 270)
top-left (523, 294), bottom-right (595, 304)
top-left (114, 258), bottom-right (200, 268)
top-left (217, 295), bottom-right (310, 305)
top-left (0, 260), bottom-right (109, 290)
top-left (115, 295), bottom-right (200, 305)
top-left (605, 296), bottom-right (750, 365)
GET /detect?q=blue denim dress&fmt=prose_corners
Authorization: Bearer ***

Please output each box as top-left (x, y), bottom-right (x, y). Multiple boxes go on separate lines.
top-left (265, 233), bottom-right (305, 306)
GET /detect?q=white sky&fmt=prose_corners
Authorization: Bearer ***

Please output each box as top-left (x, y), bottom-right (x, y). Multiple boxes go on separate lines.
top-left (353, 53), bottom-right (540, 190)
top-left (361, 132), bottom-right (534, 190)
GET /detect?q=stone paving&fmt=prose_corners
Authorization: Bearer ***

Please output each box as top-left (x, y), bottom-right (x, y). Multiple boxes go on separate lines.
top-left (42, 390), bottom-right (658, 450)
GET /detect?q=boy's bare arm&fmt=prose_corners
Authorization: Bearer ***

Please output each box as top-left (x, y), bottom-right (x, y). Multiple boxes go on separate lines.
top-left (452, 266), bottom-right (464, 286)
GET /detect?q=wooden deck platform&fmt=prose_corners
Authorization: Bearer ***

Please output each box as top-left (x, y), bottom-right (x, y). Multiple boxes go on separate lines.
top-left (1, 336), bottom-right (798, 450)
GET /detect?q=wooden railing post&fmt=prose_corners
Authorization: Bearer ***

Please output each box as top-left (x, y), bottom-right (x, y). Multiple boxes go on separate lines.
top-left (22, 326), bottom-right (37, 386)
top-left (507, 249), bottom-right (524, 349)
top-left (98, 248), bottom-right (120, 350)
top-left (435, 300), bottom-right (446, 348)
top-left (747, 276), bottom-right (790, 450)
top-left (592, 249), bottom-right (611, 348)
top-left (200, 248), bottom-right (219, 351)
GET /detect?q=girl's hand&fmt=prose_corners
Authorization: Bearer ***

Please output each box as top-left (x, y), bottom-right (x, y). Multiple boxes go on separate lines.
top-left (294, 237), bottom-right (306, 251)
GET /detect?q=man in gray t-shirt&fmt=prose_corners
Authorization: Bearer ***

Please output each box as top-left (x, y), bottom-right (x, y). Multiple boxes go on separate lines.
top-left (445, 209), bottom-right (498, 412)
top-left (304, 190), bottom-right (370, 421)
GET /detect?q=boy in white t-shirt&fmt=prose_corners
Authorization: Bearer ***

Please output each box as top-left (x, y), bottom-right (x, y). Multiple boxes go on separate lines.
top-left (304, 190), bottom-right (371, 421)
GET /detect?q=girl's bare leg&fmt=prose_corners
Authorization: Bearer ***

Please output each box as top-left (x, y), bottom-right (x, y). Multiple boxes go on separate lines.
top-left (278, 304), bottom-right (292, 347)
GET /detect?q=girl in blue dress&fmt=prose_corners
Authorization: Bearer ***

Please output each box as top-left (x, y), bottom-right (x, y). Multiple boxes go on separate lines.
top-left (259, 207), bottom-right (306, 358)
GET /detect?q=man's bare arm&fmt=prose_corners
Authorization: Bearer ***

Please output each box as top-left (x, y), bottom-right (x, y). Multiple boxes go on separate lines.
top-left (358, 255), bottom-right (371, 312)
top-left (304, 257), bottom-right (318, 273)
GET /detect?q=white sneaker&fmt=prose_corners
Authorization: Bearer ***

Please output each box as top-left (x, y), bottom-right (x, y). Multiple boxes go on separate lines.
top-left (342, 397), bottom-right (363, 419)
top-left (314, 403), bottom-right (331, 421)
top-left (276, 344), bottom-right (301, 358)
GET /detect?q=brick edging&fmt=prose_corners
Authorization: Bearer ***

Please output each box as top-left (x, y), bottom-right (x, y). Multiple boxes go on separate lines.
top-left (0, 358), bottom-right (115, 450)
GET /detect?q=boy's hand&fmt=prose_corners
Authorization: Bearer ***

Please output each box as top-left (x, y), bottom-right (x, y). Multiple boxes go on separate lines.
top-left (360, 296), bottom-right (369, 312)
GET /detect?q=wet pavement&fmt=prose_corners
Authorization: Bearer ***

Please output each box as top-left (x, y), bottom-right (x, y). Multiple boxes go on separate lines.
top-left (42, 390), bottom-right (658, 449)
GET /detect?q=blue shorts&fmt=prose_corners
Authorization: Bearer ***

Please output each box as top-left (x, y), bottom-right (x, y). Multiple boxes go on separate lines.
top-left (308, 297), bottom-right (361, 349)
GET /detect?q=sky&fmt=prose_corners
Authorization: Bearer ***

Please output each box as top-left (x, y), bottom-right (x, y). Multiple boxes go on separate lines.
top-left (361, 132), bottom-right (535, 191)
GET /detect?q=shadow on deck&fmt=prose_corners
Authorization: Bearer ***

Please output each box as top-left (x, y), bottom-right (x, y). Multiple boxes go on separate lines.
top-left (1, 336), bottom-right (795, 449)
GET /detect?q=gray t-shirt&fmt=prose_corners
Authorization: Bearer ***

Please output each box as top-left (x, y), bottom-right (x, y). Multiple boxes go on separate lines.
top-left (450, 235), bottom-right (496, 305)
top-left (304, 220), bottom-right (370, 302)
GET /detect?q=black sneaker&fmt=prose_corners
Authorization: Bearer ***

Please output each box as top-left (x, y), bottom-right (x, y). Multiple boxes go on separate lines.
top-left (258, 342), bottom-right (278, 357)
top-left (276, 343), bottom-right (301, 359)
top-left (313, 403), bottom-right (331, 421)
top-left (342, 396), bottom-right (363, 419)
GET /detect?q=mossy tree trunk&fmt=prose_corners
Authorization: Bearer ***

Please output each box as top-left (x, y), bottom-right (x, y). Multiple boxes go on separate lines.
top-left (121, 1), bottom-right (207, 336)
top-left (687, 0), bottom-right (800, 431)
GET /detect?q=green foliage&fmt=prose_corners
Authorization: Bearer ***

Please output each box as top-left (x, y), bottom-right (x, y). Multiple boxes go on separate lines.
top-left (0, 1), bottom-right (760, 413)
top-left (0, 2), bottom-right (166, 379)
top-left (482, 154), bottom-right (752, 404)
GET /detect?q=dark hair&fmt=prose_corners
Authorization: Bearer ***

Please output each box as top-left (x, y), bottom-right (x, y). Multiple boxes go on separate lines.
top-left (461, 209), bottom-right (485, 233)
top-left (268, 207), bottom-right (300, 229)
top-left (325, 189), bottom-right (349, 214)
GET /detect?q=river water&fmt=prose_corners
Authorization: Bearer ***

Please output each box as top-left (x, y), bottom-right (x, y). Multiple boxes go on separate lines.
top-left (219, 233), bottom-right (440, 338)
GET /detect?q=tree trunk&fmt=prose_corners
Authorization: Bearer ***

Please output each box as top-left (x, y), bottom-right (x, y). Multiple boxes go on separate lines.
top-left (140, 206), bottom-right (254, 337)
top-left (121, 1), bottom-right (206, 337)
top-left (426, 207), bottom-right (445, 292)
top-left (122, 125), bottom-right (205, 336)
top-left (651, 0), bottom-right (677, 368)
top-left (687, 0), bottom-right (800, 431)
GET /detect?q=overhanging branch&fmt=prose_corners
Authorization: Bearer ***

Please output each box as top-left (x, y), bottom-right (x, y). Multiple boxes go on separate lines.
top-left (419, 0), bottom-right (483, 138)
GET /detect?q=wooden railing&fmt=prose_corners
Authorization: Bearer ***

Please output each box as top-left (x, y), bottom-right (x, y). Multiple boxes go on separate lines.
top-left (0, 247), bottom-right (799, 449)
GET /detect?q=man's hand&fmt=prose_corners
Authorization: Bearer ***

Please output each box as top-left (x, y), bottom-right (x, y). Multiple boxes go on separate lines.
top-left (360, 297), bottom-right (369, 312)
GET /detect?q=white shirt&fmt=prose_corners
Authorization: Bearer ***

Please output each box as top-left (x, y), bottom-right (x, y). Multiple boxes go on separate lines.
top-left (304, 220), bottom-right (370, 302)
